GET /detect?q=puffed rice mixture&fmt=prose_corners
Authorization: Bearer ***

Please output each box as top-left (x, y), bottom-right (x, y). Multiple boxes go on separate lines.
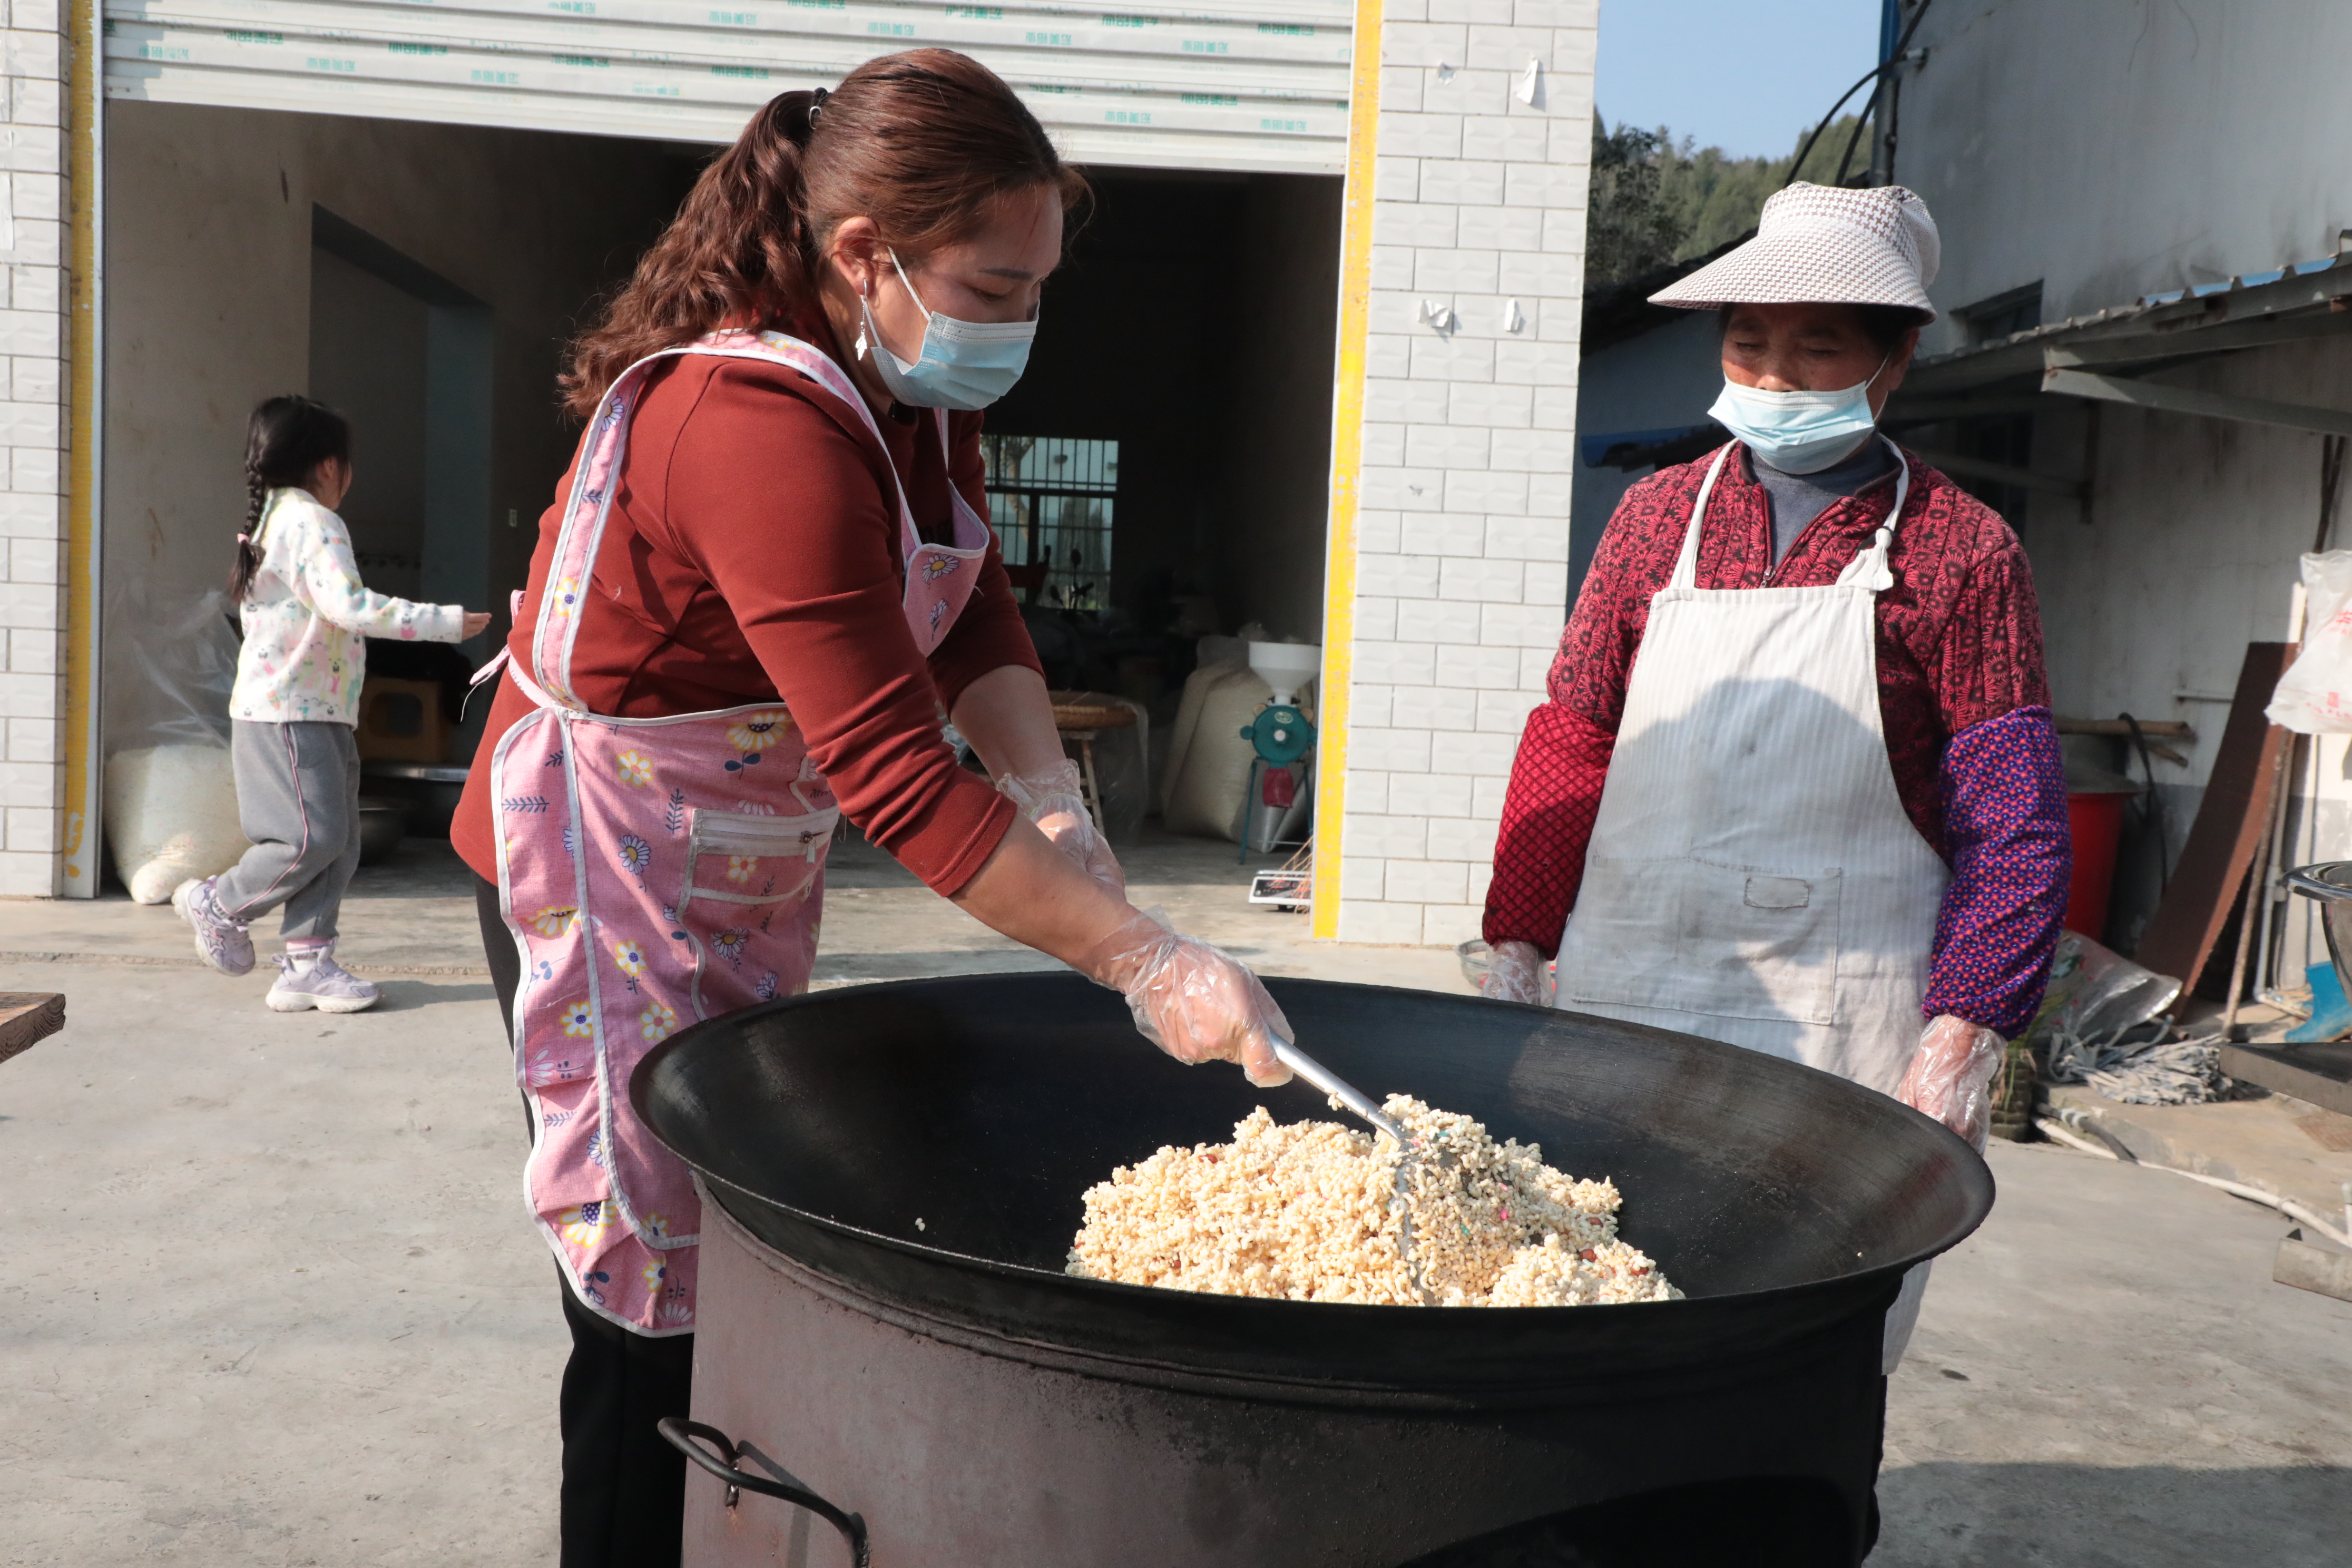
top-left (1066, 1095), bottom-right (1680, 1307)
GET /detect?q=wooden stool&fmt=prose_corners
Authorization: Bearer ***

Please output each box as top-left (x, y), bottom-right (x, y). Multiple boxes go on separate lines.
top-left (1049, 693), bottom-right (1140, 838)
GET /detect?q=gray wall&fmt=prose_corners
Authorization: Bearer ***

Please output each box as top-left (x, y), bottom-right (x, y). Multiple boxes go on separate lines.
top-left (102, 100), bottom-right (698, 747)
top-left (1899, 0), bottom-right (2352, 353)
top-left (1891, 0), bottom-right (2352, 772)
top-left (1565, 310), bottom-right (1721, 604)
top-left (1894, 0), bottom-right (2352, 974)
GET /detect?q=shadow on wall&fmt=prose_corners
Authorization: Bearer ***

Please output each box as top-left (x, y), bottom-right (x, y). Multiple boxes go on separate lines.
top-left (1871, 1463), bottom-right (2352, 1567)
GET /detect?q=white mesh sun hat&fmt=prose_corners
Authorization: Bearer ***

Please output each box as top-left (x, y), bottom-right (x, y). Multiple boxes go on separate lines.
top-left (1650, 181), bottom-right (1941, 319)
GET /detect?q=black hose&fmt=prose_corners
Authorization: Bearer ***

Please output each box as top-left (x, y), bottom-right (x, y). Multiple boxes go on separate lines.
top-left (1830, 102), bottom-right (1876, 188)
top-left (1783, 0), bottom-right (1940, 189)
top-left (2119, 712), bottom-right (2167, 890)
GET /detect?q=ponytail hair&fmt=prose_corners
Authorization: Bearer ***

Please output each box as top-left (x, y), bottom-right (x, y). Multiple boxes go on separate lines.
top-left (563, 48), bottom-right (1088, 417)
top-left (231, 394), bottom-right (351, 602)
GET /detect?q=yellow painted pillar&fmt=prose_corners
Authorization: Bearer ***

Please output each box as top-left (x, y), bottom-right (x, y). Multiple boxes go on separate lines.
top-left (63, 0), bottom-right (102, 897)
top-left (1311, 0), bottom-right (1382, 939)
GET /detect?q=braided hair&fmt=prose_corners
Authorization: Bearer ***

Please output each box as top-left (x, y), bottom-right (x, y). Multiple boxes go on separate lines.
top-left (231, 395), bottom-right (351, 601)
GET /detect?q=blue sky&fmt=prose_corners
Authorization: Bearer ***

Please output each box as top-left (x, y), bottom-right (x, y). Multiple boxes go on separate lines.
top-left (1594, 0), bottom-right (1887, 160)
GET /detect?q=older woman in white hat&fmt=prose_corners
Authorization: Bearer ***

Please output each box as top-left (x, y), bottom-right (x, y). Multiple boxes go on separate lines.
top-left (1482, 183), bottom-right (2070, 1366)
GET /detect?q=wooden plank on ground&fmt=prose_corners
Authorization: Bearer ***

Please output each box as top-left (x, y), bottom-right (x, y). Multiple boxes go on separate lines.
top-left (2221, 1042), bottom-right (2352, 1120)
top-left (2134, 643), bottom-right (2292, 993)
top-left (0, 991), bottom-right (64, 1066)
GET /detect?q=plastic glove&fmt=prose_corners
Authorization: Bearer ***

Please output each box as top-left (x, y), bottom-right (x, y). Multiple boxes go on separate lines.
top-left (1896, 1014), bottom-right (2007, 1153)
top-left (999, 760), bottom-right (1125, 895)
top-left (1483, 939), bottom-right (1550, 1006)
top-left (1079, 908), bottom-right (1293, 1087)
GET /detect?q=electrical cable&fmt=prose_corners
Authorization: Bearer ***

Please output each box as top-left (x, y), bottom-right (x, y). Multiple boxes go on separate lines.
top-left (1829, 102), bottom-right (1876, 188)
top-left (2119, 711), bottom-right (2167, 890)
top-left (1783, 0), bottom-right (1941, 190)
top-left (2314, 433), bottom-right (2346, 554)
top-left (2035, 1112), bottom-right (2352, 1249)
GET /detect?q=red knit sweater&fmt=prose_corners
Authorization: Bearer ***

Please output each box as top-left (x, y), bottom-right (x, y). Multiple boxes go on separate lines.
top-left (454, 324), bottom-right (1041, 895)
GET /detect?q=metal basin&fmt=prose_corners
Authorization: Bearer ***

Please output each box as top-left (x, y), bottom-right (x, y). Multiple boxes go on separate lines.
top-left (358, 761), bottom-right (467, 838)
top-left (2286, 861), bottom-right (2352, 999)
top-left (635, 973), bottom-right (1994, 1567)
top-left (355, 797), bottom-right (408, 866)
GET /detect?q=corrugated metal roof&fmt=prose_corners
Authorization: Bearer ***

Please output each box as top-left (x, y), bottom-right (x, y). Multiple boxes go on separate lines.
top-left (1899, 247), bottom-right (2352, 403)
top-left (1919, 249), bottom-right (2352, 373)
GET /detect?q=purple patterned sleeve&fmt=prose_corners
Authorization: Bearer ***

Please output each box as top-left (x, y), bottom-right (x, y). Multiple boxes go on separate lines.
top-left (1923, 704), bottom-right (2072, 1035)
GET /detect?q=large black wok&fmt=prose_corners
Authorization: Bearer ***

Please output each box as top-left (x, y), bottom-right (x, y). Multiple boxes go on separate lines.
top-left (633, 973), bottom-right (1992, 1567)
top-left (637, 971), bottom-right (1989, 1390)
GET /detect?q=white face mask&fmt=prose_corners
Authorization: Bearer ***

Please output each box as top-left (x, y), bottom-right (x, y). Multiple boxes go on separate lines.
top-left (855, 251), bottom-right (1037, 411)
top-left (1708, 352), bottom-right (1893, 475)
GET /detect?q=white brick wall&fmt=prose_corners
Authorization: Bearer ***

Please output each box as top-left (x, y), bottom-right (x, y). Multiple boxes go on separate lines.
top-left (1335, 0), bottom-right (1594, 946)
top-left (0, 0), bottom-right (64, 897)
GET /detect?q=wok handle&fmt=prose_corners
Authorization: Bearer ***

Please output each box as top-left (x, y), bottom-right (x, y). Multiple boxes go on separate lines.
top-left (2284, 865), bottom-right (2352, 903)
top-left (658, 1417), bottom-right (870, 1567)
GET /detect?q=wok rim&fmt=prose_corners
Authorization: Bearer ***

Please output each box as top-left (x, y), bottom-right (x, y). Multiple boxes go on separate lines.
top-left (633, 972), bottom-right (1998, 1328)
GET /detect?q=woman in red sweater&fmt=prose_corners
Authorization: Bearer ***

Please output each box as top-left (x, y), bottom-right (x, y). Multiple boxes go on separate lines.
top-left (455, 54), bottom-right (1289, 1564)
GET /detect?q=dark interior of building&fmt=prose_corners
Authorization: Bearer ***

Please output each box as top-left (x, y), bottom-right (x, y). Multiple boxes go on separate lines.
top-left (985, 165), bottom-right (1344, 711)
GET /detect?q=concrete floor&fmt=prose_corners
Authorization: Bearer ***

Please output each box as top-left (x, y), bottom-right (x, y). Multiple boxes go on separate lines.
top-left (1876, 1139), bottom-right (2352, 1566)
top-left (3, 836), bottom-right (2349, 1564)
top-left (0, 829), bottom-right (1474, 994)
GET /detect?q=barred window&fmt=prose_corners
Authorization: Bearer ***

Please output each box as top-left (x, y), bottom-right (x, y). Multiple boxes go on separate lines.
top-left (981, 435), bottom-right (1118, 611)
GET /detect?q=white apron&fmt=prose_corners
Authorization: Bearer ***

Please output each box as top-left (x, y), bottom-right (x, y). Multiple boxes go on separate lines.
top-left (1554, 437), bottom-right (1947, 1370)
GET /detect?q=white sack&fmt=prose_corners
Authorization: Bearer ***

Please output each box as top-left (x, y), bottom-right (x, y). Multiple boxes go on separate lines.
top-left (104, 744), bottom-right (249, 904)
top-left (1165, 662), bottom-right (1273, 843)
top-left (2267, 550), bottom-right (2352, 732)
top-left (1158, 649), bottom-right (1247, 817)
top-left (103, 587), bottom-right (247, 899)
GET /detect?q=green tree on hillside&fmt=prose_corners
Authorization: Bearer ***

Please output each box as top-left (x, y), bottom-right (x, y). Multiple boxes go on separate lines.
top-left (1585, 114), bottom-right (1869, 290)
top-left (1585, 117), bottom-right (1688, 289)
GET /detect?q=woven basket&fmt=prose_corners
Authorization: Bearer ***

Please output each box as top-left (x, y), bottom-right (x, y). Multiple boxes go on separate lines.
top-left (1988, 1040), bottom-right (2039, 1142)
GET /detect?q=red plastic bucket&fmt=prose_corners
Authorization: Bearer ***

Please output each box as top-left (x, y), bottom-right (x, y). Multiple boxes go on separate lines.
top-left (2065, 790), bottom-right (2130, 939)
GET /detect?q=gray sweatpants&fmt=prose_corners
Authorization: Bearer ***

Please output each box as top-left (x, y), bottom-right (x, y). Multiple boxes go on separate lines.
top-left (213, 720), bottom-right (361, 943)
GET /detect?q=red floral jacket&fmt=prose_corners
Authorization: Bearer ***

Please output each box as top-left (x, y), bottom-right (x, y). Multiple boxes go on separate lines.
top-left (1484, 442), bottom-right (2066, 1033)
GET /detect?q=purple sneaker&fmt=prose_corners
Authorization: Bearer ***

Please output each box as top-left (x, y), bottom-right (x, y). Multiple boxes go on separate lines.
top-left (172, 877), bottom-right (254, 976)
top-left (266, 942), bottom-right (380, 1014)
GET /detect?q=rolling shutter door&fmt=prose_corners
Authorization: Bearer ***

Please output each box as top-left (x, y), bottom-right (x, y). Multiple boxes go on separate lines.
top-left (103, 1), bottom-right (1352, 173)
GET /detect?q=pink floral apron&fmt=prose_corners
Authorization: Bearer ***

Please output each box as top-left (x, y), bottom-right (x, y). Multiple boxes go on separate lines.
top-left (488, 329), bottom-right (989, 1335)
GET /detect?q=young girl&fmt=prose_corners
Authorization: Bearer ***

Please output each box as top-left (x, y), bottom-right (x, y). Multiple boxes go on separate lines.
top-left (173, 395), bottom-right (490, 1012)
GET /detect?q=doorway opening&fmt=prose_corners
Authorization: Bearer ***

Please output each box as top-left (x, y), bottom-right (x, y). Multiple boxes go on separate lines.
top-left (308, 207), bottom-right (494, 620)
top-left (983, 166), bottom-right (1343, 749)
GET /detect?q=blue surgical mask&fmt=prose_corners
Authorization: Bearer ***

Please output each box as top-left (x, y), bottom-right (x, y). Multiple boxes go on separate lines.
top-left (1708, 354), bottom-right (1891, 475)
top-left (856, 251), bottom-right (1036, 411)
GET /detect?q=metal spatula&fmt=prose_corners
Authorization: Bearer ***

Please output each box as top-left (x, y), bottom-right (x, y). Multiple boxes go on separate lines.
top-left (1269, 1035), bottom-right (1448, 1302)
top-left (1270, 1035), bottom-right (1409, 1144)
